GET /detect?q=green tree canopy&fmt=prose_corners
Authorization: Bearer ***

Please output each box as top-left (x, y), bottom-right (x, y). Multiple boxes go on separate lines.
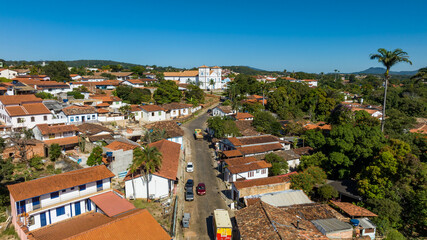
top-left (153, 80), bottom-right (182, 104)
top-left (43, 61), bottom-right (71, 82)
top-left (49, 144), bottom-right (62, 161)
top-left (87, 146), bottom-right (103, 166)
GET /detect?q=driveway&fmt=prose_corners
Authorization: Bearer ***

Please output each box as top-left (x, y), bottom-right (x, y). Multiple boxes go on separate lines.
top-left (181, 112), bottom-right (228, 239)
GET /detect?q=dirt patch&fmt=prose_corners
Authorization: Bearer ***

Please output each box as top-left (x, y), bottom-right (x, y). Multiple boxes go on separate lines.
top-left (131, 199), bottom-right (173, 233)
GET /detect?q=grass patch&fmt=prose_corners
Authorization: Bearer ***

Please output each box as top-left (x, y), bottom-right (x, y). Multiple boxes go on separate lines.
top-left (0, 226), bottom-right (19, 239)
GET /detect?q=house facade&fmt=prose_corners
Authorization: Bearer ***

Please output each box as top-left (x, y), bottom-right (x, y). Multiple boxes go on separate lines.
top-left (60, 105), bottom-right (98, 124)
top-left (212, 105), bottom-right (236, 117)
top-left (0, 95), bottom-right (54, 129)
top-left (220, 135), bottom-right (284, 157)
top-left (7, 166), bottom-right (115, 239)
top-left (140, 105), bottom-right (166, 122)
top-left (0, 69), bottom-right (18, 79)
top-left (223, 157), bottom-right (271, 183)
top-left (125, 140), bottom-right (180, 199)
top-left (33, 124), bottom-right (78, 141)
top-left (162, 103), bottom-right (192, 119)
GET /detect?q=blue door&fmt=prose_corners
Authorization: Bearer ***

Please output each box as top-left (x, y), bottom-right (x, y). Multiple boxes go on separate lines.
top-left (86, 199), bottom-right (91, 211)
top-left (40, 212), bottom-right (47, 227)
top-left (75, 202), bottom-right (81, 216)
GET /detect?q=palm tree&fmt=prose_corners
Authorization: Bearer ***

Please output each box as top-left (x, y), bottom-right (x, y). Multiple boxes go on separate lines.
top-left (410, 67), bottom-right (427, 81)
top-left (209, 79), bottom-right (215, 94)
top-left (142, 129), bottom-right (169, 144)
top-left (370, 48), bottom-right (412, 132)
top-left (132, 146), bottom-right (163, 201)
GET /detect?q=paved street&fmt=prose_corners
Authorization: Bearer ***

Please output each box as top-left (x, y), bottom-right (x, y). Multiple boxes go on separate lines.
top-left (181, 112), bottom-right (228, 240)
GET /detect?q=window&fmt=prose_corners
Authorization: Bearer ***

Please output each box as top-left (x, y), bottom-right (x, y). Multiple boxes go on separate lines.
top-left (62, 189), bottom-right (66, 193)
top-left (158, 111), bottom-right (161, 116)
top-left (261, 169), bottom-right (266, 174)
top-left (248, 171), bottom-right (254, 177)
top-left (70, 117), bottom-right (74, 122)
top-left (96, 180), bottom-right (103, 191)
top-left (28, 216), bottom-right (35, 226)
top-left (56, 206), bottom-right (65, 216)
top-left (87, 115), bottom-right (91, 120)
top-left (32, 197), bottom-right (40, 210)
top-left (18, 118), bottom-right (25, 123)
top-left (31, 117), bottom-right (35, 122)
top-left (71, 187), bottom-right (75, 190)
top-left (49, 134), bottom-right (55, 139)
top-left (75, 116), bottom-right (79, 121)
top-left (92, 115), bottom-right (96, 119)
top-left (44, 116), bottom-right (48, 121)
top-left (51, 191), bottom-right (59, 199)
top-left (256, 169), bottom-right (260, 173)
top-left (79, 184), bottom-right (86, 191)
top-left (16, 200), bottom-right (26, 215)
top-left (151, 112), bottom-right (154, 117)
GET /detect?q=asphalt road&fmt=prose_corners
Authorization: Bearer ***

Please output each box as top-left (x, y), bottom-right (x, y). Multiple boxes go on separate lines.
top-left (182, 112), bottom-right (228, 240)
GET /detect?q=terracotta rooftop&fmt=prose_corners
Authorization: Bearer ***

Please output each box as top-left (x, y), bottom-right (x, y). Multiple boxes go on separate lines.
top-left (105, 140), bottom-right (139, 151)
top-left (293, 146), bottom-right (314, 156)
top-left (253, 149), bottom-right (300, 162)
top-left (140, 104), bottom-right (166, 112)
top-left (44, 136), bottom-right (79, 146)
top-left (89, 191), bottom-right (135, 217)
top-left (144, 120), bottom-right (184, 138)
top-left (236, 201), bottom-right (328, 240)
top-left (234, 172), bottom-right (296, 190)
top-left (238, 143), bottom-right (283, 155)
top-left (330, 201), bottom-right (378, 217)
top-left (88, 134), bottom-right (114, 142)
top-left (62, 105), bottom-right (96, 115)
top-left (125, 139), bottom-right (180, 181)
top-left (7, 165), bottom-right (114, 202)
top-left (36, 124), bottom-right (78, 135)
top-left (28, 209), bottom-right (170, 240)
top-left (161, 102), bottom-right (192, 110)
top-left (97, 108), bottom-right (109, 114)
top-left (91, 95), bottom-right (121, 102)
top-left (5, 103), bottom-right (51, 117)
top-left (163, 70), bottom-right (199, 77)
top-left (78, 123), bottom-right (113, 135)
top-left (0, 94), bottom-right (42, 105)
top-left (225, 157), bottom-right (271, 174)
top-left (234, 112), bottom-right (254, 120)
top-left (216, 105), bottom-right (233, 114)
top-left (222, 149), bottom-right (243, 158)
top-left (235, 120), bottom-right (260, 136)
top-left (96, 102), bottom-right (110, 107)
top-left (227, 135), bottom-right (279, 147)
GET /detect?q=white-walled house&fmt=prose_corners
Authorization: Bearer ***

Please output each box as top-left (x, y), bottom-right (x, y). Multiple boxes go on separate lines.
top-left (164, 65), bottom-right (222, 90)
top-left (0, 95), bottom-right (54, 129)
top-left (144, 121), bottom-right (185, 149)
top-left (0, 69), bottom-right (18, 79)
top-left (33, 124), bottom-right (79, 141)
top-left (212, 105), bottom-right (236, 117)
top-left (125, 140), bottom-right (180, 199)
top-left (223, 157), bottom-right (271, 183)
top-left (162, 103), bottom-right (192, 120)
top-left (7, 166), bottom-right (118, 239)
top-left (139, 105), bottom-right (166, 122)
top-left (59, 105), bottom-right (98, 124)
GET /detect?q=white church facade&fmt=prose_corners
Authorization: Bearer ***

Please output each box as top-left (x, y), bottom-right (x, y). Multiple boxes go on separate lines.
top-left (163, 65), bottom-right (222, 90)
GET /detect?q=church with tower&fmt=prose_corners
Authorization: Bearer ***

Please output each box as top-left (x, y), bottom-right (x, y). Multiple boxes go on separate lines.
top-left (163, 65), bottom-right (222, 90)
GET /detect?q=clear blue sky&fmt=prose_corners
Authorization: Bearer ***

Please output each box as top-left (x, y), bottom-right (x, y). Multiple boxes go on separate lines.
top-left (1, 0), bottom-right (426, 73)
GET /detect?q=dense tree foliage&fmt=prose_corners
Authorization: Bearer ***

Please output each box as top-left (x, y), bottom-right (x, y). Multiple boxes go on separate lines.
top-left (43, 61), bottom-right (71, 82)
top-left (115, 85), bottom-right (151, 104)
top-left (252, 111), bottom-right (282, 136)
top-left (185, 84), bottom-right (205, 105)
top-left (153, 80), bottom-right (182, 104)
top-left (264, 153), bottom-right (289, 176)
top-left (207, 117), bottom-right (241, 138)
top-left (49, 144), bottom-right (62, 161)
top-left (87, 146), bottom-right (103, 166)
top-left (290, 166), bottom-right (326, 194)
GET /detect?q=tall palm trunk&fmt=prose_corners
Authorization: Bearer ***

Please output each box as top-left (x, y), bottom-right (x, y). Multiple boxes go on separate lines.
top-left (381, 69), bottom-right (389, 132)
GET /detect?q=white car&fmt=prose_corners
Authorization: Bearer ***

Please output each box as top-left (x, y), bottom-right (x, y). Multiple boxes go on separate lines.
top-left (186, 162), bottom-right (194, 172)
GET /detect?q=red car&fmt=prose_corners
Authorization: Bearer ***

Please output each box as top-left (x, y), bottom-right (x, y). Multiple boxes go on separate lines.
top-left (196, 183), bottom-right (206, 195)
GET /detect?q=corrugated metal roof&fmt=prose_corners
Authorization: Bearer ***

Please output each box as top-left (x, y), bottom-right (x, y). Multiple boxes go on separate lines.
top-left (311, 218), bottom-right (352, 233)
top-left (358, 217), bottom-right (376, 229)
top-left (260, 190), bottom-right (313, 207)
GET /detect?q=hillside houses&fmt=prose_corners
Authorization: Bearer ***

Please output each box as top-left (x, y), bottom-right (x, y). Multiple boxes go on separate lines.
top-left (164, 65), bottom-right (222, 90)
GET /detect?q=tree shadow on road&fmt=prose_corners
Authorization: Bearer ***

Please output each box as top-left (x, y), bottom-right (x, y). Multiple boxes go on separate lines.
top-left (206, 215), bottom-right (214, 239)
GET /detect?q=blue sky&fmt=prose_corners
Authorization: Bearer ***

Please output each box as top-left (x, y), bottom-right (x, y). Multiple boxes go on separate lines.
top-left (1, 0), bottom-right (426, 73)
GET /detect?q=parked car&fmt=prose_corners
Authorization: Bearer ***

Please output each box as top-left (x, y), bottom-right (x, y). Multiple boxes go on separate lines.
top-left (185, 188), bottom-right (194, 201)
top-left (185, 179), bottom-right (194, 190)
top-left (186, 162), bottom-right (194, 172)
top-left (196, 183), bottom-right (206, 195)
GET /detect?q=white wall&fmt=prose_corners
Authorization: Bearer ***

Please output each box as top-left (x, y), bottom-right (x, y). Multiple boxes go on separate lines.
top-left (0, 69), bottom-right (18, 79)
top-left (125, 174), bottom-right (173, 199)
top-left (40, 88), bottom-right (72, 96)
top-left (66, 113), bottom-right (98, 124)
top-left (224, 168), bottom-right (269, 183)
top-left (141, 110), bottom-right (166, 122)
top-left (98, 115), bottom-right (124, 122)
top-left (10, 114), bottom-right (54, 129)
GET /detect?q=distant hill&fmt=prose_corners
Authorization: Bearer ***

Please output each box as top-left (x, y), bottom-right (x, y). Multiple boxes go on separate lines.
top-left (352, 67), bottom-right (418, 75)
top-left (222, 66), bottom-right (280, 75)
top-left (5, 60), bottom-right (138, 69)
